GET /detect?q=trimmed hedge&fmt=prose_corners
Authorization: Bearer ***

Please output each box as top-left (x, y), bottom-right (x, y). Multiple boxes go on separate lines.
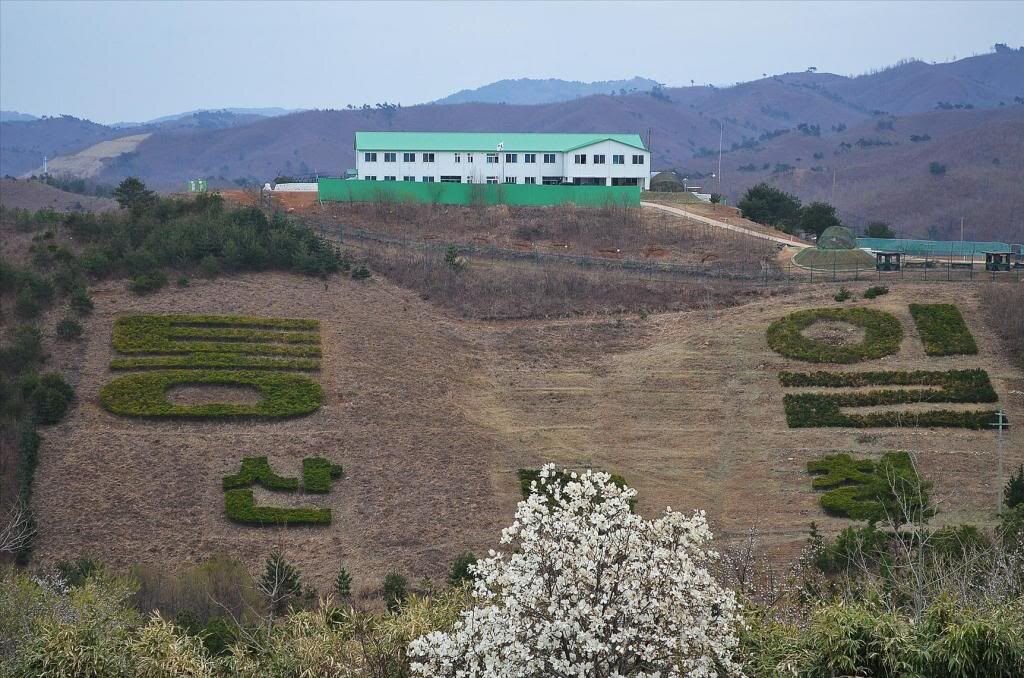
top-left (224, 489), bottom-right (331, 526)
top-left (782, 369), bottom-right (1001, 429)
top-left (100, 370), bottom-right (322, 418)
top-left (112, 315), bottom-right (321, 357)
top-left (303, 457), bottom-right (344, 493)
top-left (767, 307), bottom-right (903, 363)
top-left (909, 304), bottom-right (978, 356)
top-left (808, 452), bottom-right (931, 522)
top-left (223, 457), bottom-right (299, 491)
top-left (110, 354), bottom-right (320, 371)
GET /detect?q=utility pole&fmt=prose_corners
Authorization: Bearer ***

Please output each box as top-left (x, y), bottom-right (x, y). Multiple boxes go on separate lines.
top-left (990, 409), bottom-right (1008, 513)
top-left (717, 121), bottom-right (723, 195)
top-left (960, 216), bottom-right (964, 241)
top-left (831, 168), bottom-right (836, 202)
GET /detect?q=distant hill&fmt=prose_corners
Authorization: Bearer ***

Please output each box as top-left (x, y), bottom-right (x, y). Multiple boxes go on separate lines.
top-left (0, 178), bottom-right (118, 212)
top-left (0, 110), bottom-right (38, 122)
top-left (435, 76), bottom-right (660, 105)
top-left (111, 107), bottom-right (302, 128)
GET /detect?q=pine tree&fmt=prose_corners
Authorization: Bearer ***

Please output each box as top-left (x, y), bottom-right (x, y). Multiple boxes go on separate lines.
top-left (334, 566), bottom-right (352, 601)
top-left (1005, 465), bottom-right (1024, 509)
top-left (382, 572), bottom-right (408, 613)
top-left (258, 549), bottom-right (302, 616)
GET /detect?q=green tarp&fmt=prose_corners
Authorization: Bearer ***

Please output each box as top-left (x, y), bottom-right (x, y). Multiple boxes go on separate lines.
top-left (318, 178), bottom-right (641, 207)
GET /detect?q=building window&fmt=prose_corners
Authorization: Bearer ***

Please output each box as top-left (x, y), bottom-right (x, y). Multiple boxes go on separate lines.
top-left (467, 153), bottom-right (473, 163)
top-left (422, 153), bottom-right (435, 163)
top-left (504, 176), bottom-right (516, 184)
top-left (505, 153), bottom-right (517, 163)
top-left (403, 152), bottom-right (415, 162)
top-left (524, 153), bottom-right (536, 163)
top-left (384, 152), bottom-right (396, 163)
top-left (486, 176), bottom-right (498, 184)
top-left (364, 175), bottom-right (377, 181)
top-left (593, 154), bottom-right (606, 164)
top-left (542, 176), bottom-right (562, 185)
top-left (421, 176), bottom-right (435, 182)
top-left (403, 176), bottom-right (415, 182)
top-left (612, 177), bottom-right (639, 186)
top-left (613, 154), bottom-right (624, 165)
top-left (574, 154), bottom-right (587, 164)
top-left (486, 153), bottom-right (499, 164)
top-left (440, 175), bottom-right (461, 183)
top-left (632, 154), bottom-right (645, 165)
top-left (454, 153), bottom-right (461, 163)
top-left (543, 153), bottom-right (556, 163)
top-left (384, 175), bottom-right (396, 181)
top-left (524, 177), bottom-right (537, 185)
top-left (364, 152), bottom-right (377, 162)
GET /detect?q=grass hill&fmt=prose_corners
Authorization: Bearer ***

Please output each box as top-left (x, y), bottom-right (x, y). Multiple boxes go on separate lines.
top-left (435, 76), bottom-right (660, 105)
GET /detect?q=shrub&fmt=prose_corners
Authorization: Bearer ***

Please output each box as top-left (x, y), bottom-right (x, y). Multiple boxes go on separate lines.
top-left (29, 373), bottom-right (75, 424)
top-left (112, 314), bottom-right (320, 357)
top-left (223, 457), bottom-right (299, 492)
top-left (224, 489), bottom-right (331, 526)
top-left (0, 326), bottom-right (43, 372)
top-left (738, 183), bottom-right (802, 230)
top-left (833, 287), bottom-right (853, 302)
top-left (199, 254), bottom-right (222, 278)
top-left (259, 550), bottom-right (304, 615)
top-left (110, 354), bottom-right (320, 371)
top-left (351, 265), bottom-right (371, 280)
top-left (909, 303), bottom-right (978, 355)
top-left (863, 285), bottom-right (889, 299)
top-left (766, 307), bottom-right (903, 363)
top-left (176, 275), bottom-right (190, 287)
top-left (56, 318), bottom-right (83, 341)
top-left (129, 271), bottom-right (168, 295)
top-left (100, 370), bottom-right (322, 418)
top-left (69, 286), bottom-right (94, 314)
top-left (383, 572), bottom-right (408, 612)
top-left (1006, 465), bottom-right (1024, 509)
top-left (447, 552), bottom-right (477, 586)
top-left (302, 457), bottom-right (344, 493)
top-left (334, 567), bottom-right (353, 600)
top-left (14, 286), bottom-right (43, 319)
top-left (929, 161), bottom-right (947, 175)
top-left (807, 452), bottom-right (931, 523)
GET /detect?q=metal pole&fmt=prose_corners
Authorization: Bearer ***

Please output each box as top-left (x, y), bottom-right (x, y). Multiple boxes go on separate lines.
top-left (717, 121), bottom-right (723, 195)
top-left (991, 410), bottom-right (1007, 513)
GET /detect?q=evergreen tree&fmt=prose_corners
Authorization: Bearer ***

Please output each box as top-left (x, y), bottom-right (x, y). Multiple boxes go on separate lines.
top-left (382, 572), bottom-right (408, 613)
top-left (258, 549), bottom-right (302, 616)
top-left (334, 566), bottom-right (352, 601)
top-left (1005, 465), bottom-right (1024, 509)
top-left (112, 177), bottom-right (157, 215)
top-left (737, 183), bottom-right (802, 232)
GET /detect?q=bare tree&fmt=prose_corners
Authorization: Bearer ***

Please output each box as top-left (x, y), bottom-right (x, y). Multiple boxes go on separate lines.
top-left (0, 500), bottom-right (35, 555)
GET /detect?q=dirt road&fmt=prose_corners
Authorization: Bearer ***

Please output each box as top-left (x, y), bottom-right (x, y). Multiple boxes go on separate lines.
top-left (642, 201), bottom-right (809, 249)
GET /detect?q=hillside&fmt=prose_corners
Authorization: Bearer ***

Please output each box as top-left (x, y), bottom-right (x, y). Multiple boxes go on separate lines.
top-left (435, 76), bottom-right (660, 105)
top-left (0, 178), bottom-right (118, 212)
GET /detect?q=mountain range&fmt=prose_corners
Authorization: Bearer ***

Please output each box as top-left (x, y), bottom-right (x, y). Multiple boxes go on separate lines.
top-left (2, 45), bottom-right (1022, 240)
top-left (434, 76), bottom-right (660, 105)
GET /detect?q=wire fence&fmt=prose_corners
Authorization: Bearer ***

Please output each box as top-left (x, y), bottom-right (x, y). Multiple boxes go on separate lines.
top-left (333, 224), bottom-right (1023, 286)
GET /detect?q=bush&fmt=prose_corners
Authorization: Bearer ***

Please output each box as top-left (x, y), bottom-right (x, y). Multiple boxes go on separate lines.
top-left (351, 265), bottom-right (371, 280)
top-left (224, 489), bottom-right (332, 526)
top-left (69, 286), bottom-right (94, 314)
top-left (100, 370), bottom-right (322, 418)
top-left (929, 161), bottom-right (947, 175)
top-left (909, 303), bottom-right (978, 356)
top-left (807, 452), bottom-right (931, 523)
top-left (110, 354), bottom-right (320, 371)
top-left (781, 369), bottom-right (1000, 429)
top-left (29, 373), bottom-right (75, 424)
top-left (112, 314), bottom-right (320, 357)
top-left (56, 318), bottom-right (83, 341)
top-left (738, 183), bottom-right (802, 231)
top-left (129, 271), bottom-right (168, 295)
top-left (302, 457), bottom-right (344, 493)
top-left (766, 307), bottom-right (903, 363)
top-left (223, 457), bottom-right (299, 491)
top-left (447, 552), bottom-right (477, 586)
top-left (383, 572), bottom-right (408, 612)
top-left (0, 326), bottom-right (43, 373)
top-left (176, 275), bottom-right (190, 287)
top-left (334, 567), bottom-right (353, 600)
top-left (199, 254), bottom-right (222, 278)
top-left (863, 285), bottom-right (889, 299)
top-left (833, 286), bottom-right (853, 302)
top-left (1005, 465), bottom-right (1024, 509)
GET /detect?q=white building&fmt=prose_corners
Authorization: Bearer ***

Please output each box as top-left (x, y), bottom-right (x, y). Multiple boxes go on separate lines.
top-left (354, 132), bottom-right (651, 189)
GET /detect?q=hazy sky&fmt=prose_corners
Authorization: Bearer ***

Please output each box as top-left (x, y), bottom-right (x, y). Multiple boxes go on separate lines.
top-left (1, 0), bottom-right (1020, 123)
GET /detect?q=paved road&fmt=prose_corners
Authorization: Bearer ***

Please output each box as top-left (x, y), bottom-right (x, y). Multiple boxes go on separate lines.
top-left (642, 201), bottom-right (810, 249)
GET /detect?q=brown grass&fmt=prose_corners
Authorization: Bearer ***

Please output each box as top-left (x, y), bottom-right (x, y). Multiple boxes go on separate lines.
top-left (979, 283), bottom-right (1024, 367)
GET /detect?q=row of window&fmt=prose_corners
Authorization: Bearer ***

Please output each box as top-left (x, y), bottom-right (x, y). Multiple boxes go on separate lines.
top-left (363, 151), bottom-right (644, 165)
top-left (364, 176), bottom-right (564, 185)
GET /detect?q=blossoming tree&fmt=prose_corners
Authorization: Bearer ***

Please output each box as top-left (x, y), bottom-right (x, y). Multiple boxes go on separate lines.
top-left (409, 465), bottom-right (743, 677)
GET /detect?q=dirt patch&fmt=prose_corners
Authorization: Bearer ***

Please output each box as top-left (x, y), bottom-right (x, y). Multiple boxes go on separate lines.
top-left (643, 246), bottom-right (671, 259)
top-left (167, 384), bottom-right (264, 406)
top-left (801, 320), bottom-right (867, 346)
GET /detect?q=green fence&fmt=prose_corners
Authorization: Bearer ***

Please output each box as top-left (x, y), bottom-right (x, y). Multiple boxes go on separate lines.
top-left (317, 178), bottom-right (641, 207)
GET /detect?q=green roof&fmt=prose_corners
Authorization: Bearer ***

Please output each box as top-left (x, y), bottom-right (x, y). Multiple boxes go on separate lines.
top-left (354, 131), bottom-right (647, 152)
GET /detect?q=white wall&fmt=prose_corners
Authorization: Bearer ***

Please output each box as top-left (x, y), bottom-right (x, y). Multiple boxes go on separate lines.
top-left (355, 139), bottom-right (650, 188)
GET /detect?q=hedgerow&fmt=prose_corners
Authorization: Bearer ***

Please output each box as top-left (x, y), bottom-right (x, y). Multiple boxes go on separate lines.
top-left (110, 354), bottom-right (320, 371)
top-left (100, 370), bottom-right (322, 418)
top-left (223, 457), bottom-right (299, 491)
top-left (783, 394), bottom-right (1000, 429)
top-left (807, 452), bottom-right (931, 522)
top-left (909, 303), bottom-right (978, 355)
top-left (224, 489), bottom-right (332, 526)
top-left (779, 369), bottom-right (998, 401)
top-left (112, 315), bottom-right (321, 357)
top-left (766, 307), bottom-right (903, 363)
top-left (303, 457), bottom-right (345, 493)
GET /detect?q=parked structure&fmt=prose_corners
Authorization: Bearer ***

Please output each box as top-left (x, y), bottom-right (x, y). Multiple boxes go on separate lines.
top-left (354, 132), bottom-right (651, 188)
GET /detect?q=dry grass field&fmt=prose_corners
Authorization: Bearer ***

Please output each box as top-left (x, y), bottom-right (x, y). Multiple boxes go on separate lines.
top-left (25, 267), bottom-right (1024, 592)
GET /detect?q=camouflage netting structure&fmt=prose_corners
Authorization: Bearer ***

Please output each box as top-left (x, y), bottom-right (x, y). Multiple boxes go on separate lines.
top-left (818, 226), bottom-right (858, 250)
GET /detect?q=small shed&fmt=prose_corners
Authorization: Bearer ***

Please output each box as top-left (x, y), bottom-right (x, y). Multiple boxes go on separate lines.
top-left (984, 251), bottom-right (1011, 272)
top-left (875, 251), bottom-right (902, 272)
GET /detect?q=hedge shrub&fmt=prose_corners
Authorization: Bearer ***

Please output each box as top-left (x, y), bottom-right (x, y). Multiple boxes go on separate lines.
top-left (224, 489), bottom-right (331, 526)
top-left (112, 315), bottom-right (320, 357)
top-left (56, 318), bottom-right (83, 340)
top-left (863, 286), bottom-right (889, 299)
top-left (807, 452), bottom-right (931, 522)
top-left (302, 457), bottom-right (344, 493)
top-left (223, 457), bottom-right (299, 491)
top-left (909, 303), bottom-right (978, 356)
top-left (767, 307), bottom-right (903, 363)
top-left (100, 370), bottom-right (322, 418)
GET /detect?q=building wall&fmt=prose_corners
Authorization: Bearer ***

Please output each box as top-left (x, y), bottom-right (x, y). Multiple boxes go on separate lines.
top-left (355, 139), bottom-right (650, 188)
top-left (318, 178), bottom-right (642, 207)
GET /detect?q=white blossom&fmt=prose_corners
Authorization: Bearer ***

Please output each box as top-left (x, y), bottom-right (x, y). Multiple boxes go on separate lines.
top-left (409, 465), bottom-right (744, 677)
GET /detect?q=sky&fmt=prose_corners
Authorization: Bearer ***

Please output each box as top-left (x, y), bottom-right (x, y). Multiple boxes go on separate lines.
top-left (1, 0), bottom-right (1020, 124)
